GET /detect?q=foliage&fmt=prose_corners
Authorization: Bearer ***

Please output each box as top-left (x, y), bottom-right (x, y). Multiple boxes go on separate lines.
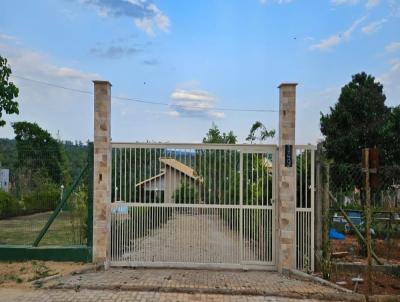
top-left (12, 121), bottom-right (66, 184)
top-left (173, 182), bottom-right (198, 204)
top-left (246, 121), bottom-right (275, 143)
top-left (0, 189), bottom-right (22, 218)
top-left (67, 185), bottom-right (88, 244)
top-left (22, 182), bottom-right (60, 214)
top-left (320, 72), bottom-right (391, 165)
top-left (317, 250), bottom-right (332, 280)
top-left (0, 55), bottom-right (19, 127)
top-left (0, 138), bottom-right (16, 168)
top-left (202, 123), bottom-right (237, 144)
top-left (381, 105), bottom-right (400, 165)
top-left (61, 140), bottom-right (89, 180)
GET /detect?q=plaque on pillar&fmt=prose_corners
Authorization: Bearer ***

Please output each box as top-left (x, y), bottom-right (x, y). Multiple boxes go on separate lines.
top-left (285, 145), bottom-right (293, 167)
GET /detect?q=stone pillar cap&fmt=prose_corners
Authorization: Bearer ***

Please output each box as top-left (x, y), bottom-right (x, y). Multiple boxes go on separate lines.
top-left (93, 80), bottom-right (112, 86)
top-left (278, 83), bottom-right (298, 88)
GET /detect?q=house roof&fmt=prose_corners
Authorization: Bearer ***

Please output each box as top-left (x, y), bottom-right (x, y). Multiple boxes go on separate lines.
top-left (135, 157), bottom-right (199, 188)
top-left (159, 157), bottom-right (199, 180)
top-left (135, 171), bottom-right (165, 187)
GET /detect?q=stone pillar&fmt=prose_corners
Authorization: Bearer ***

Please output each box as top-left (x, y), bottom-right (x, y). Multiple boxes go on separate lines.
top-left (277, 83), bottom-right (297, 273)
top-left (93, 80), bottom-right (112, 264)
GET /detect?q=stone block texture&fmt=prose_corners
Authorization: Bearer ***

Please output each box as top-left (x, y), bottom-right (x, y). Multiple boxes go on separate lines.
top-left (93, 81), bottom-right (112, 264)
top-left (277, 83), bottom-right (297, 272)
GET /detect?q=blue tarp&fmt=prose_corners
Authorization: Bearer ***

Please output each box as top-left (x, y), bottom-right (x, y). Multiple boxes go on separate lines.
top-left (329, 228), bottom-right (345, 240)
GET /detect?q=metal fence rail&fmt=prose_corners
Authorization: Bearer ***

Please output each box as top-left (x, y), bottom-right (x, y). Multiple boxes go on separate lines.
top-left (295, 145), bottom-right (315, 272)
top-left (110, 143), bottom-right (276, 269)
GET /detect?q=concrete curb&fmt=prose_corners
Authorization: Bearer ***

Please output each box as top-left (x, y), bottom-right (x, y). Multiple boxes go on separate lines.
top-left (333, 262), bottom-right (400, 274)
top-left (286, 269), bottom-right (355, 293)
top-left (367, 295), bottom-right (400, 302)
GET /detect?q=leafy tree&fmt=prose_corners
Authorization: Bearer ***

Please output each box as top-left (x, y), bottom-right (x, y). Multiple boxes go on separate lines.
top-left (246, 121), bottom-right (275, 143)
top-left (0, 56), bottom-right (19, 127)
top-left (202, 123), bottom-right (237, 144)
top-left (381, 105), bottom-right (400, 165)
top-left (12, 121), bottom-right (66, 184)
top-left (320, 72), bottom-right (390, 164)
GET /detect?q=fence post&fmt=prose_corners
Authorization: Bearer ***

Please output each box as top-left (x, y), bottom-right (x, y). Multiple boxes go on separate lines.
top-left (93, 80), bottom-right (112, 265)
top-left (314, 143), bottom-right (323, 270)
top-left (277, 82), bottom-right (297, 272)
top-left (362, 148), bottom-right (372, 295)
top-left (322, 162), bottom-right (330, 259)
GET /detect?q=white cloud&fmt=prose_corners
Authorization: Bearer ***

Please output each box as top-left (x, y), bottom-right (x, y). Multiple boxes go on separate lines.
top-left (361, 19), bottom-right (387, 34)
top-left (0, 32), bottom-right (18, 41)
top-left (331, 0), bottom-right (359, 6)
top-left (377, 58), bottom-right (400, 106)
top-left (330, 0), bottom-right (381, 8)
top-left (80, 0), bottom-right (170, 36)
top-left (259, 0), bottom-right (293, 4)
top-left (166, 110), bottom-right (180, 117)
top-left (366, 0), bottom-right (380, 8)
top-left (0, 40), bottom-right (100, 140)
top-left (386, 41), bottom-right (400, 52)
top-left (169, 84), bottom-right (224, 119)
top-left (310, 16), bottom-right (366, 51)
top-left (310, 35), bottom-right (341, 51)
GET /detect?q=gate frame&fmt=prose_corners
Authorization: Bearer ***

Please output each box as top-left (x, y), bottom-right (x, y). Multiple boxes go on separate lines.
top-left (92, 81), bottom-right (314, 272)
top-left (108, 143), bottom-right (279, 270)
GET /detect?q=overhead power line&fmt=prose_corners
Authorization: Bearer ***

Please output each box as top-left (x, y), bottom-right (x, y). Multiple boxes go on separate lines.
top-left (11, 75), bottom-right (278, 113)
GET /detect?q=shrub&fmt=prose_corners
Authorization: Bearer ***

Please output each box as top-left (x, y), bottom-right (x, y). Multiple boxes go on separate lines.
top-left (67, 186), bottom-right (88, 244)
top-left (23, 183), bottom-right (60, 214)
top-left (0, 190), bottom-right (22, 218)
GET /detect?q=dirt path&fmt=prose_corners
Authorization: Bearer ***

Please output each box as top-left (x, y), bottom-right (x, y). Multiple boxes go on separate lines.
top-left (115, 212), bottom-right (270, 265)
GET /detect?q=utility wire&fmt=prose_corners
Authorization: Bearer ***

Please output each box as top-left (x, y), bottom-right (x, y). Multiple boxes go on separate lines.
top-left (11, 75), bottom-right (278, 113)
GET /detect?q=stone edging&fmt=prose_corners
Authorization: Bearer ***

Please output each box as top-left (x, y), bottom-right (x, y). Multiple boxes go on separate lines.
top-left (333, 262), bottom-right (400, 274)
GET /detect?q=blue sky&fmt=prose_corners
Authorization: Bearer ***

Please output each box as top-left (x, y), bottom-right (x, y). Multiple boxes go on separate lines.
top-left (0, 0), bottom-right (399, 144)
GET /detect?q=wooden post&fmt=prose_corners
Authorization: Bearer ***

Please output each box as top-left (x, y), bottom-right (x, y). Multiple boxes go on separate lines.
top-left (322, 162), bottom-right (330, 259)
top-left (362, 148), bottom-right (372, 295)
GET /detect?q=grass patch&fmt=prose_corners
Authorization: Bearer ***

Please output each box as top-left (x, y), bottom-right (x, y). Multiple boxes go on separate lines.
top-left (0, 212), bottom-right (86, 246)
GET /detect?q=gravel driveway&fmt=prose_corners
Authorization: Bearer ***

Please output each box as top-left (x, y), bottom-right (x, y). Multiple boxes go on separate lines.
top-left (114, 211), bottom-right (270, 265)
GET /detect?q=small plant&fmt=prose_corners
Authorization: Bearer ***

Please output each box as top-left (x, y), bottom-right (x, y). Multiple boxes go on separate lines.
top-left (0, 273), bottom-right (23, 284)
top-left (29, 261), bottom-right (53, 281)
top-left (303, 255), bottom-right (311, 274)
top-left (391, 266), bottom-right (400, 279)
top-left (316, 250), bottom-right (333, 280)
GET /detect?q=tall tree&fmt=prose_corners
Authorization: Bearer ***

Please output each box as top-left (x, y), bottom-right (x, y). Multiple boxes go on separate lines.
top-left (0, 56), bottom-right (19, 127)
top-left (12, 121), bottom-right (66, 184)
top-left (320, 72), bottom-right (390, 164)
top-left (246, 121), bottom-right (275, 144)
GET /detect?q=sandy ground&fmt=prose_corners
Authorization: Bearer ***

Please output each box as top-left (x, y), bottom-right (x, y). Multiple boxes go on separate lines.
top-left (0, 261), bottom-right (85, 289)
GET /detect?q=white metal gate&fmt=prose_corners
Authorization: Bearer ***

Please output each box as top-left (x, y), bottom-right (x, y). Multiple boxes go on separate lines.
top-left (295, 145), bottom-right (315, 272)
top-left (109, 143), bottom-right (277, 269)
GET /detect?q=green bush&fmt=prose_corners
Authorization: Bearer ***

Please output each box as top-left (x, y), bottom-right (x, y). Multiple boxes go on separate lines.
top-left (23, 183), bottom-right (60, 213)
top-left (0, 190), bottom-right (22, 218)
top-left (173, 182), bottom-right (198, 204)
top-left (67, 186), bottom-right (88, 244)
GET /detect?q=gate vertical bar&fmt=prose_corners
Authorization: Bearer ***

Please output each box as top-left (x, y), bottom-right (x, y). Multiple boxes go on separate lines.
top-left (239, 150), bottom-right (243, 265)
